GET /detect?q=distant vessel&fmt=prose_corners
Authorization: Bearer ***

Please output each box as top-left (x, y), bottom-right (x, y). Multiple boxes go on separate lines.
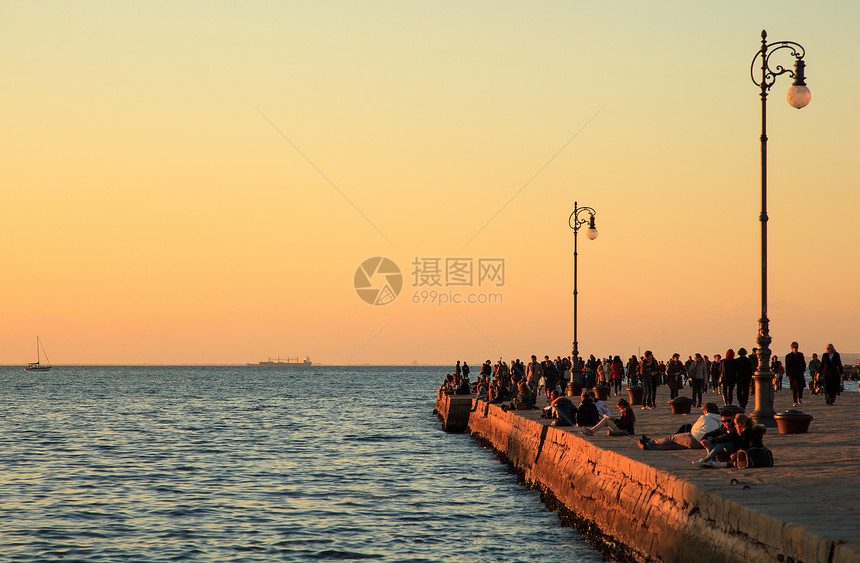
top-left (247, 356), bottom-right (312, 367)
top-left (25, 336), bottom-right (52, 372)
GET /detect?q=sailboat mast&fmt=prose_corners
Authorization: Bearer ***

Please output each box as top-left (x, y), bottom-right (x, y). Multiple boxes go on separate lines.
top-left (39, 337), bottom-right (51, 366)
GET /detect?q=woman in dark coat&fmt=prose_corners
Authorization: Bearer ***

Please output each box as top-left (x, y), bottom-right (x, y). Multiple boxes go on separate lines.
top-left (819, 343), bottom-right (844, 406)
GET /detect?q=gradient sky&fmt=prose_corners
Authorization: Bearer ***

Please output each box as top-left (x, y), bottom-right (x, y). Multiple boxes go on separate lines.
top-left (3, 1), bottom-right (859, 365)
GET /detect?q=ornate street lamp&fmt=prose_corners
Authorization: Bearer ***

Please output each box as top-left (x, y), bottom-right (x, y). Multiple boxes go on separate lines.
top-left (568, 202), bottom-right (598, 368)
top-left (750, 30), bottom-right (810, 427)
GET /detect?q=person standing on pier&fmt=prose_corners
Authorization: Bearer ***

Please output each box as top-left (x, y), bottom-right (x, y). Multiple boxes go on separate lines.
top-left (688, 354), bottom-right (707, 408)
top-left (808, 353), bottom-right (822, 394)
top-left (626, 355), bottom-right (639, 387)
top-left (526, 355), bottom-right (543, 395)
top-left (710, 354), bottom-right (722, 393)
top-left (640, 351), bottom-right (659, 409)
top-left (819, 344), bottom-right (844, 406)
top-left (666, 354), bottom-right (685, 400)
top-left (542, 355), bottom-right (559, 397)
top-left (596, 358), bottom-right (608, 387)
top-left (610, 356), bottom-right (624, 396)
top-left (512, 359), bottom-right (525, 383)
top-left (771, 356), bottom-right (785, 391)
top-left (785, 342), bottom-right (807, 407)
top-left (719, 350), bottom-right (737, 405)
top-left (736, 348), bottom-right (753, 410)
top-left (749, 348), bottom-right (758, 397)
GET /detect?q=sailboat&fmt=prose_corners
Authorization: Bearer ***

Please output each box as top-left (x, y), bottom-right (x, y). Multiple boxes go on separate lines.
top-left (25, 336), bottom-right (52, 372)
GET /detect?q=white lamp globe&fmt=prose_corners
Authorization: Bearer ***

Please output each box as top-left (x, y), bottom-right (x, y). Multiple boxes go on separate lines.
top-left (787, 85), bottom-right (811, 109)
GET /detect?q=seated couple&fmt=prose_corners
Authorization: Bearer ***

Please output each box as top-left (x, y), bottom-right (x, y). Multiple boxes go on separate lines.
top-left (693, 412), bottom-right (766, 468)
top-left (580, 398), bottom-right (635, 436)
top-left (544, 390), bottom-right (616, 429)
top-left (542, 390), bottom-right (577, 425)
top-left (639, 403), bottom-right (722, 450)
top-left (501, 381), bottom-right (537, 411)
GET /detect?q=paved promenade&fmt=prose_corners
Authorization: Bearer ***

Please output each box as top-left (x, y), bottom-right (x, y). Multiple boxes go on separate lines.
top-left (521, 386), bottom-right (860, 559)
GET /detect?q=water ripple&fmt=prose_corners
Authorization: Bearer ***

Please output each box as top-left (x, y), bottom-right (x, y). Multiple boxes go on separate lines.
top-left (0, 366), bottom-right (603, 562)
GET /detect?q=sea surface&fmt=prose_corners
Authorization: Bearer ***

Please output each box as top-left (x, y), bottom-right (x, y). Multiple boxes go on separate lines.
top-left (0, 366), bottom-right (604, 562)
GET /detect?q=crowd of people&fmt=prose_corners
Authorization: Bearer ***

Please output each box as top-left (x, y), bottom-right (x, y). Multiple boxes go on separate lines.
top-left (439, 342), bottom-right (846, 470)
top-left (440, 342), bottom-right (846, 411)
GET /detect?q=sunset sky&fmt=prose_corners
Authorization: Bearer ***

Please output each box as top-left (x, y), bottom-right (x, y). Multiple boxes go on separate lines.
top-left (3, 1), bottom-right (859, 365)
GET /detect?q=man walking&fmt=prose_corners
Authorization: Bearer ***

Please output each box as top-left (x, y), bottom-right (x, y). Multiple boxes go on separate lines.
top-left (785, 342), bottom-right (807, 407)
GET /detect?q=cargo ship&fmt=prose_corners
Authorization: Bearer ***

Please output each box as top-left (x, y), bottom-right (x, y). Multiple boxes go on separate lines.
top-left (247, 356), bottom-right (312, 367)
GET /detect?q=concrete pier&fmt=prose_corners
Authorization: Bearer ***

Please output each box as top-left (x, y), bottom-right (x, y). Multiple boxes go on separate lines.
top-left (436, 388), bottom-right (860, 562)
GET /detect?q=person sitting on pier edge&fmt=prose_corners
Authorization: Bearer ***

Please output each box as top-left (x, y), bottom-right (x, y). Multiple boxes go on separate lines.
top-left (475, 381), bottom-right (488, 401)
top-left (576, 392), bottom-right (600, 428)
top-left (502, 380), bottom-right (536, 411)
top-left (486, 380), bottom-right (501, 403)
top-left (638, 402), bottom-right (721, 450)
top-left (511, 359), bottom-right (525, 383)
top-left (454, 375), bottom-right (471, 395)
top-left (542, 389), bottom-right (578, 427)
top-left (592, 391), bottom-right (612, 418)
top-left (693, 410), bottom-right (742, 467)
top-left (440, 374), bottom-right (454, 395)
top-left (581, 398), bottom-right (636, 436)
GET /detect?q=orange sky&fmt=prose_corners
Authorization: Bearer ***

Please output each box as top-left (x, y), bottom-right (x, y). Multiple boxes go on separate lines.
top-left (2, 2), bottom-right (859, 365)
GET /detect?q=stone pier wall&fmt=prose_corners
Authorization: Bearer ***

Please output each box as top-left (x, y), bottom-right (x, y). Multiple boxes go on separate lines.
top-left (438, 395), bottom-right (853, 563)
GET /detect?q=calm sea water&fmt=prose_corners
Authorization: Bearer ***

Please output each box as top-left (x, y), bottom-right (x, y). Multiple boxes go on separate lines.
top-left (0, 366), bottom-right (603, 562)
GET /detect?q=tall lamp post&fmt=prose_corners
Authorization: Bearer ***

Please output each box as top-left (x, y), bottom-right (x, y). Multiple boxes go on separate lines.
top-left (568, 202), bottom-right (598, 368)
top-left (750, 30), bottom-right (811, 427)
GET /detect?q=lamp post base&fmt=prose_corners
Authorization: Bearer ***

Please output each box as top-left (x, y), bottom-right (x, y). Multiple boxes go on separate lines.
top-left (751, 372), bottom-right (777, 427)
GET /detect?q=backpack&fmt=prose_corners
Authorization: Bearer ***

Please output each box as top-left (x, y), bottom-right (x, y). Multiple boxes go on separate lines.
top-left (736, 447), bottom-right (773, 468)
